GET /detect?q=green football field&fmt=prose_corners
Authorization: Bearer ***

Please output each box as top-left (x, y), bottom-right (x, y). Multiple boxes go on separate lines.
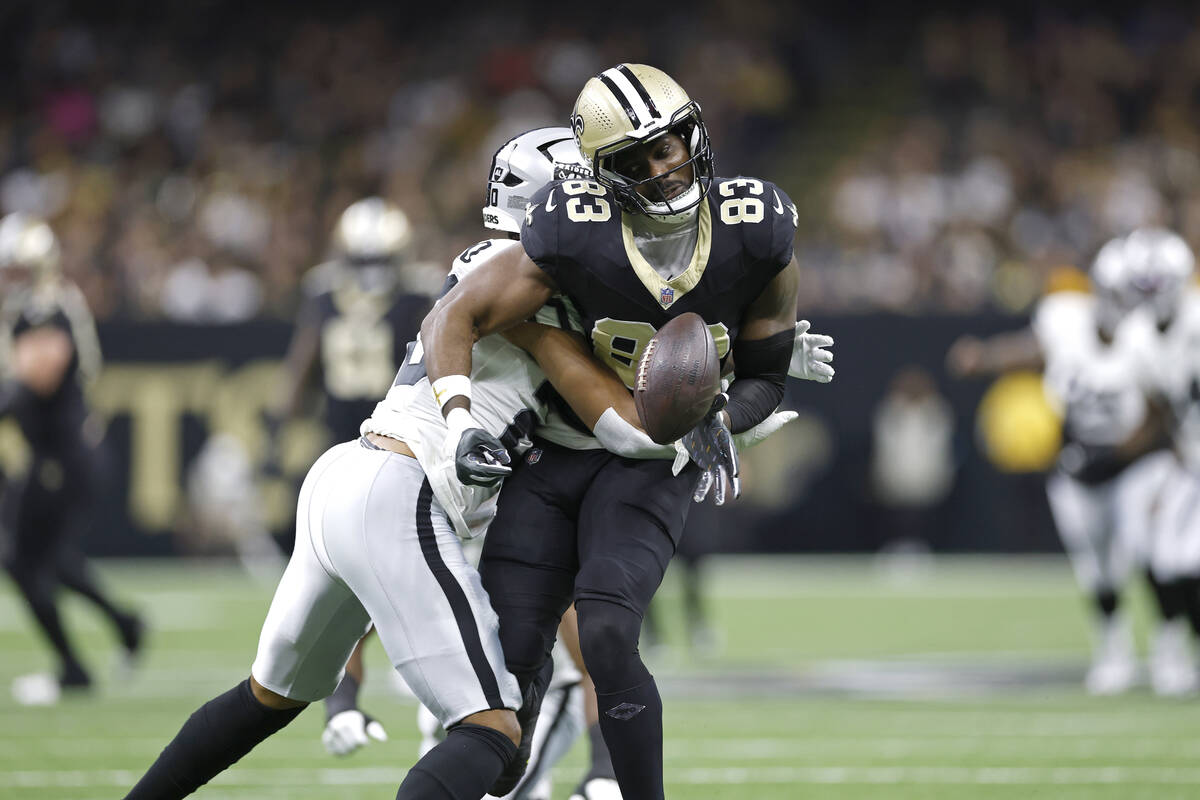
top-left (3, 555), bottom-right (1200, 800)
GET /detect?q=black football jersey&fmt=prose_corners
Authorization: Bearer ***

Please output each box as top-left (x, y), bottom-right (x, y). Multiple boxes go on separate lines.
top-left (304, 268), bottom-right (430, 442)
top-left (2, 283), bottom-right (100, 455)
top-left (520, 176), bottom-right (796, 388)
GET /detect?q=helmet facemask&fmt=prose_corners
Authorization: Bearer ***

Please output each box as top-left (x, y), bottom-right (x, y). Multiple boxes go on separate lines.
top-left (590, 102), bottom-right (714, 218)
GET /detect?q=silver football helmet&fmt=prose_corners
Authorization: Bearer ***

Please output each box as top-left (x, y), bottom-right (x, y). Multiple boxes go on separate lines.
top-left (1122, 227), bottom-right (1195, 327)
top-left (571, 63), bottom-right (714, 217)
top-left (483, 126), bottom-right (591, 234)
top-left (1090, 236), bottom-right (1136, 336)
top-left (0, 212), bottom-right (61, 284)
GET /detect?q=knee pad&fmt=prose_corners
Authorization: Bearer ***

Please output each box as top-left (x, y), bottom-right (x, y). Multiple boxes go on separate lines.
top-left (576, 599), bottom-right (649, 692)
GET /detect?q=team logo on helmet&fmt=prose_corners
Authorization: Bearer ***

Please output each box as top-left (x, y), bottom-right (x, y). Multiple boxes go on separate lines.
top-left (571, 113), bottom-right (585, 140)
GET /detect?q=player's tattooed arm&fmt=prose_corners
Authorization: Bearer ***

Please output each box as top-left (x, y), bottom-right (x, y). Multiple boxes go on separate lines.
top-left (422, 245), bottom-right (557, 413)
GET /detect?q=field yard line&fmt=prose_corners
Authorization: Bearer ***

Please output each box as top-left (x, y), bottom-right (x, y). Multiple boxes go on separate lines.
top-left (663, 737), bottom-right (1200, 758)
top-left (3, 735), bottom-right (1199, 759)
top-left (7, 766), bottom-right (1200, 788)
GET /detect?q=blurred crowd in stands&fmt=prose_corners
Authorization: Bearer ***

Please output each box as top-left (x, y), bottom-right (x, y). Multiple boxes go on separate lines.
top-left (1, 4), bottom-right (1198, 320)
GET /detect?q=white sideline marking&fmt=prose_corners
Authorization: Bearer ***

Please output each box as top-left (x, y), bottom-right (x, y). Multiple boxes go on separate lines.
top-left (6, 766), bottom-right (1200, 788)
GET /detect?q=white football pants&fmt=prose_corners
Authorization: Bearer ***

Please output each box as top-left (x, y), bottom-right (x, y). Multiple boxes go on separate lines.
top-left (1046, 451), bottom-right (1174, 593)
top-left (251, 440), bottom-right (521, 726)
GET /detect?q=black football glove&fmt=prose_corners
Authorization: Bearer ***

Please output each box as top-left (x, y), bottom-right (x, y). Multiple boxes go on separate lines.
top-left (453, 427), bottom-right (513, 487)
top-left (681, 393), bottom-right (740, 505)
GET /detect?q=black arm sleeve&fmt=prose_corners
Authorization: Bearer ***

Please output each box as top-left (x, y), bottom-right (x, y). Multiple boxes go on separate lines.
top-left (724, 328), bottom-right (794, 434)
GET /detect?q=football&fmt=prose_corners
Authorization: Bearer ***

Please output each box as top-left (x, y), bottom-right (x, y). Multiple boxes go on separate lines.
top-left (634, 312), bottom-right (721, 444)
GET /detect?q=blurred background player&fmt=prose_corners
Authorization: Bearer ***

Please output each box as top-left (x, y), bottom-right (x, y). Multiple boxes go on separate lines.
top-left (1117, 228), bottom-right (1200, 696)
top-left (268, 196), bottom-right (434, 464)
top-left (947, 235), bottom-right (1177, 694)
top-left (0, 212), bottom-right (144, 705)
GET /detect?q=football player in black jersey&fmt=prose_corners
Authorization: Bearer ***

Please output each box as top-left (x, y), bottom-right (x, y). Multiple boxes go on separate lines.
top-left (0, 213), bottom-right (144, 703)
top-left (420, 64), bottom-right (804, 800)
top-left (269, 197), bottom-right (432, 454)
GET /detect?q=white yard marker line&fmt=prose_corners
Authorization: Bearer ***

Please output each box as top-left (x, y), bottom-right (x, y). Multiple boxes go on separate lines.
top-left (6, 766), bottom-right (1200, 788)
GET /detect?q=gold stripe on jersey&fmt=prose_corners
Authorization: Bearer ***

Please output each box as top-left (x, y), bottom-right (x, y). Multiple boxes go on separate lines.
top-left (620, 198), bottom-right (712, 309)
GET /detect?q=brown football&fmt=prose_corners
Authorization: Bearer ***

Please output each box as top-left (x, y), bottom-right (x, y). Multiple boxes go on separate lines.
top-left (634, 312), bottom-right (721, 444)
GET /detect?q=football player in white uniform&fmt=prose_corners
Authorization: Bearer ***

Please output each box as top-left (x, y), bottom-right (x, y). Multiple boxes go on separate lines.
top-left (948, 235), bottom-right (1173, 695)
top-left (321, 129), bottom-right (602, 800)
top-left (1116, 228), bottom-right (1200, 695)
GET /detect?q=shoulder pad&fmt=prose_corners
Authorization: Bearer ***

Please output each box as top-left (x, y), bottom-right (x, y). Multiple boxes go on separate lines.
top-left (521, 179), bottom-right (618, 282)
top-left (710, 176), bottom-right (797, 272)
top-left (301, 261), bottom-right (345, 297)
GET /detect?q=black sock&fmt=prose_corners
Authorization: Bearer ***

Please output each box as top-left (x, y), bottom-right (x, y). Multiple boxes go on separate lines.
top-left (124, 679), bottom-right (304, 800)
top-left (1093, 588), bottom-right (1119, 618)
top-left (586, 721), bottom-right (617, 780)
top-left (395, 722), bottom-right (516, 800)
top-left (7, 562), bottom-right (88, 678)
top-left (597, 679), bottom-right (665, 800)
top-left (1150, 572), bottom-right (1187, 620)
top-left (1181, 577), bottom-right (1200, 636)
top-left (578, 598), bottom-right (665, 800)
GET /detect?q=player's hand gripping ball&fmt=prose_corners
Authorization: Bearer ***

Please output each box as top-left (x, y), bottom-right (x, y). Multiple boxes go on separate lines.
top-left (634, 312), bottom-right (721, 444)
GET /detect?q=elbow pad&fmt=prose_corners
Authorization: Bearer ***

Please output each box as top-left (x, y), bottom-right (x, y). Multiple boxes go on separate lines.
top-left (593, 408), bottom-right (676, 460)
top-left (725, 329), bottom-right (793, 433)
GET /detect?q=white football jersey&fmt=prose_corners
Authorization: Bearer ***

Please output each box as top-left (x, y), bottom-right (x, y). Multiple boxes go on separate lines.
top-left (1123, 288), bottom-right (1200, 469)
top-left (1032, 291), bottom-right (1148, 448)
top-left (361, 239), bottom-right (597, 538)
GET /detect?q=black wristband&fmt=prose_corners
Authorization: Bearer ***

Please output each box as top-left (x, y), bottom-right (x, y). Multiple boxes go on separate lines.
top-left (725, 329), bottom-right (793, 433)
top-left (325, 671), bottom-right (360, 719)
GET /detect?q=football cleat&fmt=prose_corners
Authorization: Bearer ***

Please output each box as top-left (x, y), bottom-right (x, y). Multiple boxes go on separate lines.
top-left (569, 777), bottom-right (623, 800)
top-left (1085, 615), bottom-right (1136, 696)
top-left (1150, 619), bottom-right (1199, 697)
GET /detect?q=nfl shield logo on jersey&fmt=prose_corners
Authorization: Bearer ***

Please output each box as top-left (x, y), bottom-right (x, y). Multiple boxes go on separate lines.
top-left (526, 448), bottom-right (543, 465)
top-left (660, 286), bottom-right (675, 306)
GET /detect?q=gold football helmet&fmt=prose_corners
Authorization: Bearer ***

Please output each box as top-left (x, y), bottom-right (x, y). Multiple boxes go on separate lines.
top-left (0, 212), bottom-right (61, 283)
top-left (571, 63), bottom-right (713, 216)
top-left (333, 197), bottom-right (413, 264)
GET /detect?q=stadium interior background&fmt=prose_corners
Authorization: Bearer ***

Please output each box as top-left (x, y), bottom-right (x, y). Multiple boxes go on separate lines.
top-left (0, 0), bottom-right (1194, 559)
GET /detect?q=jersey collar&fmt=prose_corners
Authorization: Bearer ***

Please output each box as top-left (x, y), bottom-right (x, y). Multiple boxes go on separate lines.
top-left (619, 198), bottom-right (712, 310)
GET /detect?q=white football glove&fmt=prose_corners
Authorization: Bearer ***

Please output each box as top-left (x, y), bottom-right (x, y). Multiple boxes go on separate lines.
top-left (788, 320), bottom-right (834, 383)
top-left (322, 709), bottom-right (388, 757)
